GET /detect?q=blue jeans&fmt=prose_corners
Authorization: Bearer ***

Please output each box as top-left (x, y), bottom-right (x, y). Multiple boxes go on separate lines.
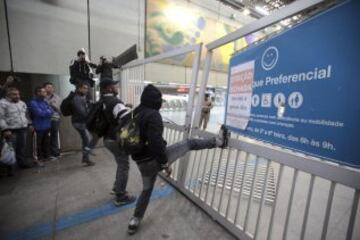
top-left (72, 123), bottom-right (99, 161)
top-left (134, 137), bottom-right (216, 218)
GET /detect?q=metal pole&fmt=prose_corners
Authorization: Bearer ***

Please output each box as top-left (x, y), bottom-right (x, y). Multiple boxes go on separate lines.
top-left (225, 150), bottom-right (241, 219)
top-left (178, 44), bottom-right (202, 186)
top-left (267, 164), bottom-right (284, 240)
top-left (87, 0), bottom-right (91, 59)
top-left (282, 169), bottom-right (299, 240)
top-left (193, 51), bottom-right (213, 128)
top-left (234, 152), bottom-right (249, 226)
top-left (187, 150), bottom-right (199, 190)
top-left (218, 148), bottom-right (234, 212)
top-left (300, 174), bottom-right (315, 240)
top-left (346, 189), bottom-right (360, 240)
top-left (211, 149), bottom-right (226, 208)
top-left (3, 0), bottom-right (14, 72)
top-left (199, 149), bottom-right (210, 199)
top-left (194, 149), bottom-right (205, 196)
top-left (253, 160), bottom-right (271, 240)
top-left (244, 157), bottom-right (259, 232)
top-left (205, 149), bottom-right (218, 205)
top-left (320, 181), bottom-right (336, 240)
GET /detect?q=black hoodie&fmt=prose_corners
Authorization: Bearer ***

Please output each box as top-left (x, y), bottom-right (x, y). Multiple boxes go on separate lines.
top-left (131, 85), bottom-right (168, 164)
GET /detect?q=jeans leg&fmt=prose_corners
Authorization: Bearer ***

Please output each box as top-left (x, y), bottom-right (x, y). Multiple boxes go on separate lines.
top-left (42, 130), bottom-right (51, 159)
top-left (166, 138), bottom-right (216, 165)
top-left (88, 132), bottom-right (99, 150)
top-left (104, 139), bottom-right (129, 195)
top-left (134, 160), bottom-right (159, 218)
top-left (35, 131), bottom-right (44, 160)
top-left (12, 129), bottom-right (27, 167)
top-left (73, 124), bottom-right (90, 160)
top-left (50, 120), bottom-right (60, 156)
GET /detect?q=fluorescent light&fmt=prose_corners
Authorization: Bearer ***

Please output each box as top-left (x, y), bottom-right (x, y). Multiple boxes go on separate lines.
top-left (243, 8), bottom-right (250, 16)
top-left (255, 6), bottom-right (269, 16)
top-left (280, 20), bottom-right (289, 26)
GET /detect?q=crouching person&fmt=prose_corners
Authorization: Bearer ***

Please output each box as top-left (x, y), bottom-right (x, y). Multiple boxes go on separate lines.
top-left (125, 85), bottom-right (230, 234)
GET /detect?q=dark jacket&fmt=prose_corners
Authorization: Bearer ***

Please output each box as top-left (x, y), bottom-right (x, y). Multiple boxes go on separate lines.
top-left (131, 85), bottom-right (167, 164)
top-left (71, 92), bottom-right (90, 124)
top-left (29, 98), bottom-right (53, 131)
top-left (102, 93), bottom-right (129, 140)
top-left (96, 62), bottom-right (119, 81)
top-left (69, 60), bottom-right (96, 87)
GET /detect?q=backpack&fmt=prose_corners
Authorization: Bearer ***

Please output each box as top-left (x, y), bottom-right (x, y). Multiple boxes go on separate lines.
top-left (118, 111), bottom-right (144, 155)
top-left (0, 139), bottom-right (16, 165)
top-left (60, 91), bottom-right (75, 116)
top-left (86, 100), bottom-right (109, 137)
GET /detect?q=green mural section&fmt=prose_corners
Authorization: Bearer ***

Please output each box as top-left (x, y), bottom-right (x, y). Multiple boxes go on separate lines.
top-left (145, 0), bottom-right (256, 71)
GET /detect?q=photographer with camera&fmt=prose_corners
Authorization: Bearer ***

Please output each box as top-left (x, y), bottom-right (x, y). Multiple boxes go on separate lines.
top-left (96, 56), bottom-right (120, 81)
top-left (69, 49), bottom-right (97, 86)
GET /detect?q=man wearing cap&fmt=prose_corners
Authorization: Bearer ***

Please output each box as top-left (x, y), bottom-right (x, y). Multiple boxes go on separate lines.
top-left (100, 78), bottom-right (136, 206)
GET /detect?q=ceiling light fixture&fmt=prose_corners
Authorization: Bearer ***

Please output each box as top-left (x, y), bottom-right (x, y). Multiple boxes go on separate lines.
top-left (255, 6), bottom-right (269, 16)
top-left (243, 8), bottom-right (250, 16)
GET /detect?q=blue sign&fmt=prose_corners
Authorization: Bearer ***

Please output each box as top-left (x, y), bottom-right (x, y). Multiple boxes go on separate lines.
top-left (225, 0), bottom-right (360, 167)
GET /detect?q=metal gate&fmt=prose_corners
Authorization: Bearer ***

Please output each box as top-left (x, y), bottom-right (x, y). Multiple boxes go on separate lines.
top-left (161, 1), bottom-right (360, 240)
top-left (120, 44), bottom-right (202, 183)
top-left (120, 1), bottom-right (360, 239)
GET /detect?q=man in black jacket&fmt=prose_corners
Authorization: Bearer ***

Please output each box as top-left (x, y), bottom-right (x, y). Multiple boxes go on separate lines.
top-left (99, 78), bottom-right (136, 206)
top-left (96, 56), bottom-right (120, 81)
top-left (69, 49), bottom-right (97, 88)
top-left (127, 85), bottom-right (230, 234)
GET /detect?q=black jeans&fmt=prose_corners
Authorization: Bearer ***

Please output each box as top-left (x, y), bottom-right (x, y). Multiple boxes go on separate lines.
top-left (9, 128), bottom-right (28, 167)
top-left (134, 138), bottom-right (216, 218)
top-left (35, 130), bottom-right (50, 160)
top-left (50, 120), bottom-right (60, 157)
top-left (104, 139), bottom-right (129, 196)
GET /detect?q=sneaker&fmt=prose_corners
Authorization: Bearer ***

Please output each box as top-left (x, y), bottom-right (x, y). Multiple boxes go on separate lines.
top-left (34, 161), bottom-right (45, 168)
top-left (82, 159), bottom-right (95, 166)
top-left (84, 147), bottom-right (96, 156)
top-left (128, 217), bottom-right (142, 235)
top-left (216, 125), bottom-right (231, 148)
top-left (114, 193), bottom-right (136, 207)
top-left (110, 187), bottom-right (117, 195)
top-left (48, 156), bottom-right (58, 161)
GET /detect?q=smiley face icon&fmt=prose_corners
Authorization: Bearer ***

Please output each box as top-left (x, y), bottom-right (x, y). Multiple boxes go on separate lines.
top-left (261, 46), bottom-right (279, 71)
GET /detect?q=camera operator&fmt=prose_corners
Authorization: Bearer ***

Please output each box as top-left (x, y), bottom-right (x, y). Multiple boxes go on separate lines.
top-left (69, 48), bottom-right (97, 88)
top-left (95, 56), bottom-right (120, 81)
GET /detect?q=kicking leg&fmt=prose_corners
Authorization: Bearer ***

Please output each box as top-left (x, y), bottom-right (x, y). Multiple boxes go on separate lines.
top-left (166, 125), bottom-right (230, 165)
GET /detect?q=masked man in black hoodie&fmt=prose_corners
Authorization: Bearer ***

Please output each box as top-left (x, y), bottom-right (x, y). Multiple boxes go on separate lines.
top-left (127, 84), bottom-right (230, 234)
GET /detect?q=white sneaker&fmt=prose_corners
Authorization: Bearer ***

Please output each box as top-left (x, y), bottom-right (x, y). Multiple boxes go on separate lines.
top-left (128, 217), bottom-right (142, 234)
